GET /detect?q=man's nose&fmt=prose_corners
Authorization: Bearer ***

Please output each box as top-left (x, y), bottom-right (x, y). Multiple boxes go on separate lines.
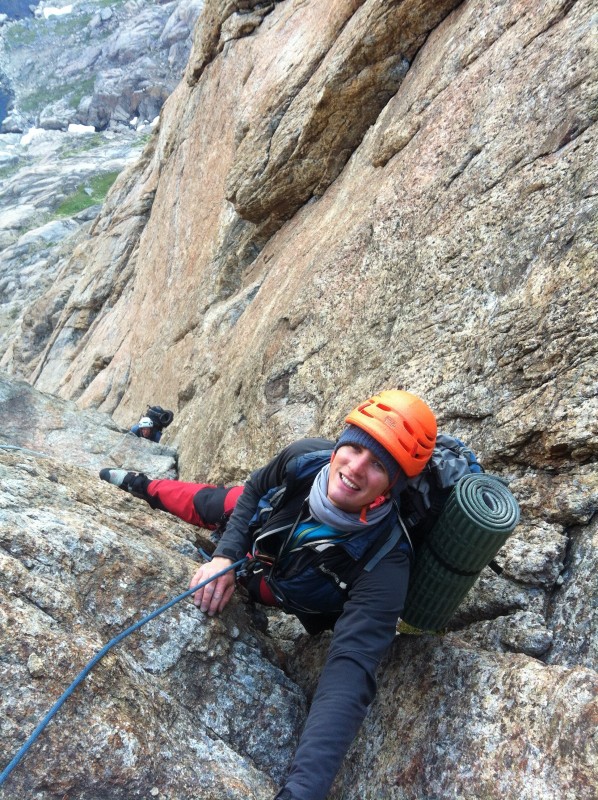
top-left (348, 451), bottom-right (369, 474)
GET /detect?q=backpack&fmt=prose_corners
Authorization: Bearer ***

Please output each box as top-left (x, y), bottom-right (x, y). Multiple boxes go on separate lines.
top-left (399, 434), bottom-right (483, 546)
top-left (145, 405), bottom-right (174, 430)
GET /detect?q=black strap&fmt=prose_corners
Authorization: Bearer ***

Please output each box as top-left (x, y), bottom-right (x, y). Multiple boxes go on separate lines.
top-left (362, 522), bottom-right (405, 573)
top-left (354, 503), bottom-right (413, 578)
top-left (424, 540), bottom-right (480, 577)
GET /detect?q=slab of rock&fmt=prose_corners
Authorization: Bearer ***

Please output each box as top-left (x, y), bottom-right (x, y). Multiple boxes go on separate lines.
top-left (0, 446), bottom-right (304, 799)
top-left (1, 371), bottom-right (596, 798)
top-left (0, 373), bottom-right (177, 478)
top-left (334, 635), bottom-right (597, 800)
top-left (545, 515), bottom-right (598, 670)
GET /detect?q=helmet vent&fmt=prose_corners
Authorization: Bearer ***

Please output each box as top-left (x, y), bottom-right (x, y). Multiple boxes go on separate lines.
top-left (344, 389), bottom-right (437, 477)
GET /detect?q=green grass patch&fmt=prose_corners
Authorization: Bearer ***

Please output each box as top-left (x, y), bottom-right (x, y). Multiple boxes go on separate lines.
top-left (60, 133), bottom-right (106, 159)
top-left (70, 76), bottom-right (96, 108)
top-left (3, 22), bottom-right (39, 49)
top-left (55, 171), bottom-right (120, 217)
top-left (47, 12), bottom-right (93, 38)
top-left (20, 84), bottom-right (65, 113)
top-left (4, 11), bottom-right (93, 52)
top-left (21, 76), bottom-right (96, 114)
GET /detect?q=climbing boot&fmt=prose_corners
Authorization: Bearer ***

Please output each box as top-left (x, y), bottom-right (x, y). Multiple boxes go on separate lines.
top-left (273, 790), bottom-right (295, 800)
top-left (99, 469), bottom-right (151, 498)
top-left (99, 469), bottom-right (168, 511)
top-left (100, 468), bottom-right (136, 490)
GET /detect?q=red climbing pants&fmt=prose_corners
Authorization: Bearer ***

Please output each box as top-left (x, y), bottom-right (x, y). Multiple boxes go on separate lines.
top-left (145, 480), bottom-right (244, 529)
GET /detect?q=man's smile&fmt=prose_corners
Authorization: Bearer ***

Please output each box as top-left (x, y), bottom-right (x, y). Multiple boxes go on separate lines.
top-left (339, 473), bottom-right (359, 491)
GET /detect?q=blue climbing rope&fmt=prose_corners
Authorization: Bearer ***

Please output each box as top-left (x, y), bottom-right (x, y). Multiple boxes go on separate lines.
top-left (0, 557), bottom-right (249, 787)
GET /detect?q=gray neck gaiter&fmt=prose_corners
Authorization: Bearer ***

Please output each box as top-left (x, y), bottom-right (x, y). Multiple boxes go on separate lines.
top-left (308, 464), bottom-right (393, 532)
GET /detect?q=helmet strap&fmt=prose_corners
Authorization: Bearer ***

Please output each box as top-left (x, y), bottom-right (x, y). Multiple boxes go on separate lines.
top-left (360, 493), bottom-right (390, 523)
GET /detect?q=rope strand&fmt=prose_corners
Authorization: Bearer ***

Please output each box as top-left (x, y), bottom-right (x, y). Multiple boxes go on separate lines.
top-left (0, 557), bottom-right (249, 787)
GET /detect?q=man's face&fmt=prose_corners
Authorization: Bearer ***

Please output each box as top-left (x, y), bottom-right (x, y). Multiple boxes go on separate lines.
top-left (327, 444), bottom-right (390, 513)
top-left (140, 427), bottom-right (152, 438)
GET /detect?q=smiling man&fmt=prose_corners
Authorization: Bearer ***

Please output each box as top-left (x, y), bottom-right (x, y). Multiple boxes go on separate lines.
top-left (100, 389), bottom-right (437, 800)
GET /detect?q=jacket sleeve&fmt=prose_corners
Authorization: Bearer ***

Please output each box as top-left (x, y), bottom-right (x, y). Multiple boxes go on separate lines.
top-left (281, 541), bottom-right (411, 800)
top-left (212, 438), bottom-right (333, 562)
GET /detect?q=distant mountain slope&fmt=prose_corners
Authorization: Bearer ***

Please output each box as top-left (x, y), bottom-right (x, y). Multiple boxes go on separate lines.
top-left (0, 0), bottom-right (203, 132)
top-left (0, 0), bottom-right (204, 382)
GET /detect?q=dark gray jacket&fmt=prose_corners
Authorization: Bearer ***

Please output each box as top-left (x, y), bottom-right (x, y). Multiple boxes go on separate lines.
top-left (214, 438), bottom-right (411, 800)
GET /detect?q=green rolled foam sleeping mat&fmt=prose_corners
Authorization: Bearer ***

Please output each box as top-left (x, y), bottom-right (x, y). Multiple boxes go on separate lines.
top-left (400, 473), bottom-right (520, 632)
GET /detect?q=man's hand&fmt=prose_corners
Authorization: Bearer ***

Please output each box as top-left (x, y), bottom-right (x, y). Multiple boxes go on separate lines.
top-left (189, 556), bottom-right (236, 616)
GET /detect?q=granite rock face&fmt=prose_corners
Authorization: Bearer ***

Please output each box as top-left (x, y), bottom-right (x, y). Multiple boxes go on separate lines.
top-left (6, 0), bottom-right (593, 487)
top-left (340, 635), bottom-right (597, 800)
top-left (0, 379), bottom-right (303, 799)
top-left (0, 127), bottom-right (148, 360)
top-left (0, 0), bottom-right (596, 797)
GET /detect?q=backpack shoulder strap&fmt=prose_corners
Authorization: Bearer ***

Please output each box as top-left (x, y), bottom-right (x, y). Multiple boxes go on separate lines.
top-left (249, 448), bottom-right (333, 530)
top-left (362, 514), bottom-right (412, 573)
top-left (341, 502), bottom-right (413, 584)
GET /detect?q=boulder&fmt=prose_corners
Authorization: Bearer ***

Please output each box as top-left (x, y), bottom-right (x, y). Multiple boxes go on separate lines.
top-left (338, 635), bottom-right (597, 800)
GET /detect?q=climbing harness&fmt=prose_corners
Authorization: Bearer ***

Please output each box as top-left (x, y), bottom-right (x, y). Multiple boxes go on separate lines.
top-left (0, 557), bottom-right (249, 787)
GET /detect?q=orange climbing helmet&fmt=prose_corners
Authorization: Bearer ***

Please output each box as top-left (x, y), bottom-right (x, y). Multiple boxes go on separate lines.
top-left (344, 389), bottom-right (437, 477)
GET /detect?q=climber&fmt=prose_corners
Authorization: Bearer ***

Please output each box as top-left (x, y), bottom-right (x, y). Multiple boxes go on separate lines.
top-left (129, 416), bottom-right (160, 442)
top-left (129, 406), bottom-right (174, 443)
top-left (99, 389), bottom-right (437, 800)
